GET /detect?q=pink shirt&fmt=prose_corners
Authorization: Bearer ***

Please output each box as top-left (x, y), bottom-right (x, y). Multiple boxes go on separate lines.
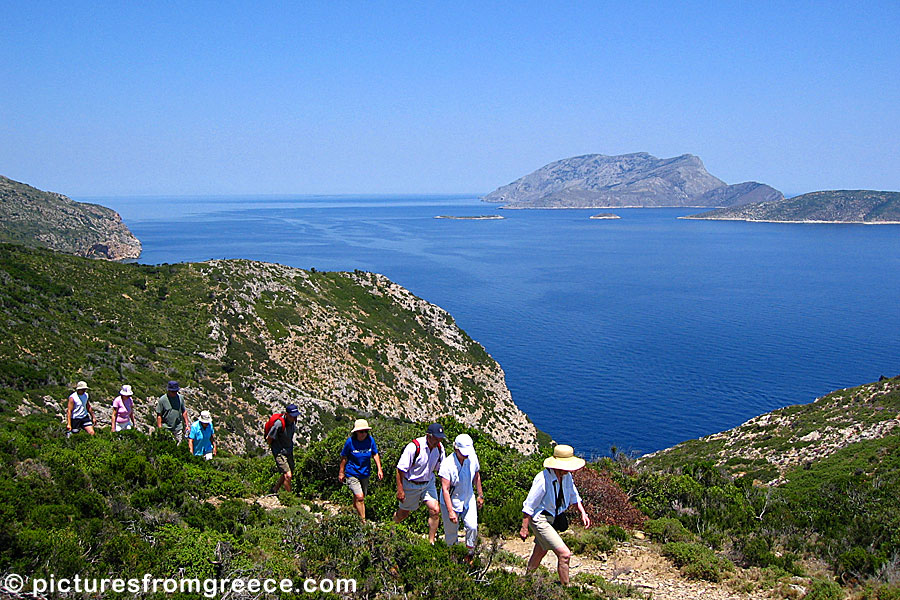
top-left (112, 395), bottom-right (133, 424)
top-left (396, 436), bottom-right (444, 483)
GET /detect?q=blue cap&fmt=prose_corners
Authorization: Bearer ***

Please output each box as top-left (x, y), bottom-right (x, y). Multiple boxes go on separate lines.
top-left (167, 381), bottom-right (180, 392)
top-left (426, 423), bottom-right (445, 439)
top-left (285, 404), bottom-right (301, 417)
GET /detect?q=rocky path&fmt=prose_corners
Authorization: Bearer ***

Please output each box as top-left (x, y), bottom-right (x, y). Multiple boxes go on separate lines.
top-left (499, 536), bottom-right (774, 600)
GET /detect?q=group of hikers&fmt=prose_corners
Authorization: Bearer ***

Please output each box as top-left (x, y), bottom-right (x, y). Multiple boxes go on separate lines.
top-left (66, 381), bottom-right (591, 585)
top-left (65, 380), bottom-right (216, 458)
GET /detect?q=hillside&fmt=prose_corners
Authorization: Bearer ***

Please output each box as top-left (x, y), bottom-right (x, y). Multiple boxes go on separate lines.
top-left (0, 175), bottom-right (141, 259)
top-left (482, 153), bottom-right (783, 209)
top-left (685, 190), bottom-right (900, 223)
top-left (638, 376), bottom-right (900, 484)
top-left (0, 243), bottom-right (540, 453)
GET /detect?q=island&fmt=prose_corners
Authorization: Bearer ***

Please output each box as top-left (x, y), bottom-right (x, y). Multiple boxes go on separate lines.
top-left (683, 190), bottom-right (900, 224)
top-left (589, 213), bottom-right (621, 220)
top-left (434, 215), bottom-right (504, 220)
top-left (482, 152), bottom-right (783, 209)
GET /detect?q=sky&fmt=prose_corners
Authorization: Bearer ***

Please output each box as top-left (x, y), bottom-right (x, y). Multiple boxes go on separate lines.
top-left (1, 2), bottom-right (899, 197)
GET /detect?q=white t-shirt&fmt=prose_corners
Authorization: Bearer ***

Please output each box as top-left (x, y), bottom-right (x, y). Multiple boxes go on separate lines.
top-left (438, 452), bottom-right (480, 512)
top-left (396, 436), bottom-right (444, 482)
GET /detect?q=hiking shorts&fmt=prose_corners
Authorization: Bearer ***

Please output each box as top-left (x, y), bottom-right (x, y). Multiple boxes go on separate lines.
top-left (275, 453), bottom-right (295, 475)
top-left (345, 476), bottom-right (369, 498)
top-left (71, 415), bottom-right (94, 430)
top-left (399, 478), bottom-right (438, 512)
top-left (114, 421), bottom-right (133, 432)
top-left (530, 511), bottom-right (567, 553)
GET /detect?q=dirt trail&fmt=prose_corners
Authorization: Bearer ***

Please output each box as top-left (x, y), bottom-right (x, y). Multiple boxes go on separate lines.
top-left (499, 536), bottom-right (775, 600)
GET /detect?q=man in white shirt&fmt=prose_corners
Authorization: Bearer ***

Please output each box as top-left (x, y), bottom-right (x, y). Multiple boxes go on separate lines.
top-left (393, 422), bottom-right (446, 544)
top-left (439, 433), bottom-right (484, 556)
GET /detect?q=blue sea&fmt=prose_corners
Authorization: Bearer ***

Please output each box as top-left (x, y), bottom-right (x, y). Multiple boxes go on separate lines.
top-left (91, 194), bottom-right (900, 457)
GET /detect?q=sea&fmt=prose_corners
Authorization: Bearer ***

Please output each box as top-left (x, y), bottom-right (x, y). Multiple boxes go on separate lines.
top-left (90, 194), bottom-right (900, 457)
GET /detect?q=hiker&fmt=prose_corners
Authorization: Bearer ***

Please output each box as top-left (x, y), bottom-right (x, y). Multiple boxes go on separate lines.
top-left (156, 381), bottom-right (190, 443)
top-left (266, 404), bottom-right (300, 493)
top-left (66, 381), bottom-right (96, 436)
top-left (188, 410), bottom-right (217, 459)
top-left (519, 444), bottom-right (591, 587)
top-left (439, 433), bottom-right (484, 556)
top-left (110, 384), bottom-right (135, 432)
top-left (338, 419), bottom-right (384, 521)
top-left (393, 422), bottom-right (446, 544)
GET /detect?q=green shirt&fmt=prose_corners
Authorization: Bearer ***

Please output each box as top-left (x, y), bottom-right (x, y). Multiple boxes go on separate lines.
top-left (156, 393), bottom-right (186, 432)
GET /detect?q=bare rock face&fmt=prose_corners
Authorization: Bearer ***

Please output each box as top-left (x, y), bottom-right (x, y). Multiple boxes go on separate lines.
top-left (0, 175), bottom-right (141, 260)
top-left (483, 153), bottom-right (781, 209)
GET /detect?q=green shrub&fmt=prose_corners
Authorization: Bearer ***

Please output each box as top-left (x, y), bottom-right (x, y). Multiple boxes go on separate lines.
top-left (662, 541), bottom-right (733, 582)
top-left (644, 517), bottom-right (693, 542)
top-left (804, 578), bottom-right (843, 600)
top-left (562, 529), bottom-right (617, 558)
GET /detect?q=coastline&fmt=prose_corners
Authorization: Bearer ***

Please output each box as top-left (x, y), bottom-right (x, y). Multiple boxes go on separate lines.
top-left (497, 205), bottom-right (719, 210)
top-left (679, 216), bottom-right (900, 225)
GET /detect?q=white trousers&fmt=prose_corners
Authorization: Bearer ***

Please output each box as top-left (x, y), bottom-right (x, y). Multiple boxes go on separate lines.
top-left (440, 500), bottom-right (478, 548)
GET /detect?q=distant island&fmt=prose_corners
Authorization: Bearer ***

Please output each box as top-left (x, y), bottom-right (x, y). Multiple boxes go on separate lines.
top-left (683, 190), bottom-right (900, 224)
top-left (0, 175), bottom-right (141, 259)
top-left (434, 215), bottom-right (504, 220)
top-left (482, 152), bottom-right (782, 209)
top-left (589, 213), bottom-right (620, 220)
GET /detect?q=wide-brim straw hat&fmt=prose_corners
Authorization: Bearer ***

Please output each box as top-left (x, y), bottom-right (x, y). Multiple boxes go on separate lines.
top-left (543, 445), bottom-right (586, 471)
top-left (351, 419), bottom-right (371, 434)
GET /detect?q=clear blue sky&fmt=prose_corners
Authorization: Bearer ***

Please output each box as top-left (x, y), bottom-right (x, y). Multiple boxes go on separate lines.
top-left (2, 2), bottom-right (898, 196)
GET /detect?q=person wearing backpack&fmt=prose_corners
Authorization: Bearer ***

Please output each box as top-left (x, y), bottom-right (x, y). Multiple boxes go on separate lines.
top-left (519, 444), bottom-right (592, 587)
top-left (338, 419), bottom-right (384, 521)
top-left (265, 404), bottom-right (300, 493)
top-left (439, 433), bottom-right (484, 558)
top-left (393, 422), bottom-right (446, 544)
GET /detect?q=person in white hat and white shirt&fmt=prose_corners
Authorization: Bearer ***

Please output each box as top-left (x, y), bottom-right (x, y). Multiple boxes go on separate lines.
top-left (519, 444), bottom-right (591, 587)
top-left (438, 433), bottom-right (484, 556)
top-left (188, 410), bottom-right (217, 460)
top-left (66, 381), bottom-right (96, 436)
top-left (111, 384), bottom-right (135, 432)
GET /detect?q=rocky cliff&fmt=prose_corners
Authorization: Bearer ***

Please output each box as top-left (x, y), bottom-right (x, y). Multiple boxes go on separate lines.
top-left (685, 189), bottom-right (900, 223)
top-left (483, 153), bottom-right (782, 209)
top-left (0, 175), bottom-right (141, 259)
top-left (1, 244), bottom-right (539, 453)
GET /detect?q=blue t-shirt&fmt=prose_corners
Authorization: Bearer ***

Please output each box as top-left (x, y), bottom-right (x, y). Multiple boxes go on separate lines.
top-left (341, 435), bottom-right (379, 479)
top-left (189, 421), bottom-right (214, 455)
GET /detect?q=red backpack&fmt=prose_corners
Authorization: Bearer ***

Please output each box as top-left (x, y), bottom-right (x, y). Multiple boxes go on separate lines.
top-left (264, 413), bottom-right (285, 439)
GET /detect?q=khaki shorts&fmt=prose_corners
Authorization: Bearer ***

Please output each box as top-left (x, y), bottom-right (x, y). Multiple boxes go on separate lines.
top-left (274, 453), bottom-right (295, 475)
top-left (530, 511), bottom-right (567, 552)
top-left (345, 476), bottom-right (369, 497)
top-left (399, 478), bottom-right (438, 512)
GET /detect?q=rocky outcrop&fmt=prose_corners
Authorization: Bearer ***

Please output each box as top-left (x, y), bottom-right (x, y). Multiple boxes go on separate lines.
top-left (191, 260), bottom-right (540, 454)
top-left (0, 175), bottom-right (141, 259)
top-left (483, 153), bottom-right (781, 209)
top-left (685, 190), bottom-right (900, 223)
